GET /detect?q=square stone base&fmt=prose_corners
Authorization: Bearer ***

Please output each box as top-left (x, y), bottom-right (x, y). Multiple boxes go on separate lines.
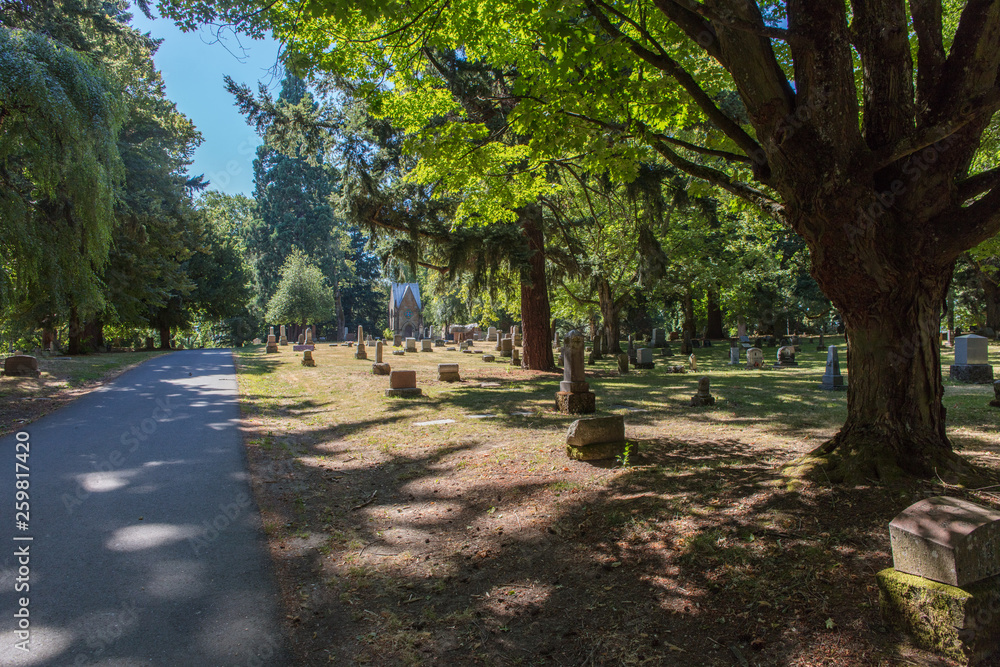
top-left (371, 363), bottom-right (391, 375)
top-left (438, 372), bottom-right (461, 382)
top-left (950, 365), bottom-right (994, 384)
top-left (566, 441), bottom-right (626, 461)
top-left (293, 345), bottom-right (315, 352)
top-left (820, 375), bottom-right (846, 390)
top-left (634, 362), bottom-right (655, 369)
top-left (266, 344), bottom-right (279, 353)
top-left (556, 391), bottom-right (596, 414)
top-left (301, 359), bottom-right (315, 367)
top-left (384, 388), bottom-right (423, 397)
top-left (877, 568), bottom-right (1000, 665)
top-left (355, 351), bottom-right (368, 360)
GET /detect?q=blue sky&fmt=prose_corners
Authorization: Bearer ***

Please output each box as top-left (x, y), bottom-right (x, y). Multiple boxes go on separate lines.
top-left (129, 10), bottom-right (284, 195)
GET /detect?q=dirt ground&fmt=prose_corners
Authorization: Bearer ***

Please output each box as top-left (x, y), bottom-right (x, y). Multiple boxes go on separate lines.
top-left (232, 340), bottom-right (1000, 666)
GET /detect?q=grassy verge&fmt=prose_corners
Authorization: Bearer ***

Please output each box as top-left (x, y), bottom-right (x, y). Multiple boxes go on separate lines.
top-left (0, 350), bottom-right (170, 435)
top-left (235, 338), bottom-right (1000, 666)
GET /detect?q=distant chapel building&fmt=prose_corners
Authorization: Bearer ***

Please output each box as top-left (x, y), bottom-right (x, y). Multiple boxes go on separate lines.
top-left (389, 283), bottom-right (423, 338)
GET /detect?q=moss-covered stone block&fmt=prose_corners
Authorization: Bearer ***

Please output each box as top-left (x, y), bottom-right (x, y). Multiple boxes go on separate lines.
top-left (877, 568), bottom-right (1000, 665)
top-left (565, 441), bottom-right (626, 461)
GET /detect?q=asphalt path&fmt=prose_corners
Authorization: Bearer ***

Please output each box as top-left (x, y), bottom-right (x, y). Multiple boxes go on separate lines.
top-left (0, 349), bottom-right (292, 666)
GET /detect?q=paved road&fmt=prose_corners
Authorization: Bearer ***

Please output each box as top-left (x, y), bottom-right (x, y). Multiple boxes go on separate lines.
top-left (1, 349), bottom-right (292, 666)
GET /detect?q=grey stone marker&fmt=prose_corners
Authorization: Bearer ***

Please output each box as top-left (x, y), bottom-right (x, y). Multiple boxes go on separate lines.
top-left (500, 337), bottom-right (513, 358)
top-left (627, 335), bottom-right (637, 363)
top-left (511, 348), bottom-right (520, 366)
top-left (266, 334), bottom-right (279, 354)
top-left (690, 376), bottom-right (716, 406)
top-left (728, 344), bottom-right (740, 365)
top-left (438, 363), bottom-right (461, 382)
top-left (372, 341), bottom-right (391, 375)
top-left (617, 353), bottom-right (629, 375)
top-left (421, 339), bottom-right (434, 352)
top-left (487, 326), bottom-right (498, 342)
top-left (950, 334), bottom-right (993, 384)
top-left (405, 337), bottom-right (417, 352)
top-left (745, 347), bottom-right (764, 369)
top-left (279, 325), bottom-right (288, 345)
top-left (301, 350), bottom-right (316, 367)
top-left (991, 380), bottom-right (1000, 408)
top-left (652, 328), bottom-right (664, 348)
top-left (774, 345), bottom-right (798, 368)
top-left (635, 348), bottom-right (654, 369)
top-left (816, 333), bottom-right (826, 351)
top-left (394, 334), bottom-right (403, 347)
top-left (355, 327), bottom-right (368, 360)
top-left (878, 496), bottom-right (1000, 665)
top-left (3, 354), bottom-right (40, 377)
top-left (482, 354), bottom-right (496, 362)
top-left (565, 415), bottom-right (627, 461)
top-left (819, 346), bottom-right (846, 390)
top-left (305, 327), bottom-right (313, 344)
top-left (556, 330), bottom-right (596, 414)
top-left (385, 370), bottom-right (422, 397)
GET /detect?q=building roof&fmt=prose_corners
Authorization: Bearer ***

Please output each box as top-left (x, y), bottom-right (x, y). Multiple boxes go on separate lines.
top-left (391, 282), bottom-right (421, 310)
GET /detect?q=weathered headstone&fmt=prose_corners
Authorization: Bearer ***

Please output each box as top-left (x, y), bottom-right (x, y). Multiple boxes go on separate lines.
top-left (405, 337), bottom-right (418, 352)
top-left (991, 381), bottom-right (1000, 408)
top-left (627, 335), bottom-right (636, 363)
top-left (746, 347), bottom-right (764, 369)
top-left (690, 376), bottom-right (716, 406)
top-left (950, 334), bottom-right (993, 384)
top-left (305, 327), bottom-right (313, 344)
top-left (279, 325), bottom-right (288, 345)
top-left (816, 333), bottom-right (826, 351)
top-left (482, 354), bottom-right (496, 362)
top-left (669, 331), bottom-right (679, 341)
top-left (301, 350), bottom-right (316, 367)
top-left (500, 337), bottom-right (513, 358)
top-left (701, 338), bottom-right (712, 347)
top-left (355, 334), bottom-right (368, 360)
top-left (494, 335), bottom-right (503, 352)
top-left (739, 334), bottom-right (751, 349)
top-left (385, 370), bottom-right (422, 397)
top-left (421, 339), bottom-right (434, 352)
top-left (681, 330), bottom-right (693, 356)
top-left (394, 334), bottom-right (403, 347)
top-left (513, 325), bottom-right (521, 347)
top-left (434, 339), bottom-right (445, 347)
top-left (511, 348), bottom-right (520, 366)
top-left (635, 348), bottom-right (654, 369)
top-left (774, 345), bottom-right (798, 368)
top-left (728, 342), bottom-right (740, 366)
top-left (878, 496), bottom-right (1000, 664)
top-left (820, 346), bottom-right (846, 390)
top-left (266, 334), bottom-right (279, 354)
top-left (372, 341), bottom-right (391, 375)
top-left (297, 333), bottom-right (305, 345)
top-left (3, 355), bottom-right (39, 377)
top-left (438, 363), bottom-right (461, 382)
top-left (487, 326), bottom-right (498, 342)
top-left (565, 415), bottom-right (627, 461)
top-left (556, 330), bottom-right (596, 414)
top-left (688, 353), bottom-right (697, 371)
top-left (617, 353), bottom-right (629, 375)
top-left (652, 328), bottom-right (665, 348)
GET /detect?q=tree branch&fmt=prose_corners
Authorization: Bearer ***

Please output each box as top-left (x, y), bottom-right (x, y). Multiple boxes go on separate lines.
top-left (666, 0), bottom-right (791, 41)
top-left (957, 166), bottom-right (1000, 203)
top-left (909, 0), bottom-right (945, 114)
top-left (559, 279), bottom-right (599, 306)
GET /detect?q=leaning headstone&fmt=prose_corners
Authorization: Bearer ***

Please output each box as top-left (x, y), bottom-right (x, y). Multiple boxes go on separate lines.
top-left (3, 355), bottom-right (40, 377)
top-left (950, 334), bottom-right (993, 384)
top-left (746, 347), bottom-right (764, 369)
top-left (688, 353), bottom-right (697, 371)
top-left (301, 350), bottom-right (316, 367)
top-left (878, 496), bottom-right (1000, 664)
top-left (635, 348), bottom-right (654, 369)
top-left (405, 337), bottom-right (418, 352)
top-left (438, 363), bottom-right (461, 382)
top-left (565, 415), bottom-right (627, 461)
top-left (819, 346), bottom-right (846, 390)
top-left (556, 331), bottom-right (596, 414)
top-left (385, 370), bottom-right (422, 397)
top-left (774, 345), bottom-right (798, 368)
top-left (690, 376), bottom-right (716, 406)
top-left (421, 339), bottom-right (434, 352)
top-left (617, 353), bottom-right (629, 375)
top-left (990, 381), bottom-right (1000, 408)
top-left (266, 334), bottom-right (279, 354)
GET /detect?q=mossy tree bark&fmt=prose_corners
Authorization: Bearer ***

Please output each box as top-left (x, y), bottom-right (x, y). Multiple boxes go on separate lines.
top-left (519, 204), bottom-right (555, 371)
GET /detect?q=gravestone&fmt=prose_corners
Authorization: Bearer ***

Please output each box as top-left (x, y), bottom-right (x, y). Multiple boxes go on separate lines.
top-left (739, 334), bottom-right (751, 349)
top-left (253, 338), bottom-right (261, 345)
top-left (438, 363), bottom-right (461, 382)
top-left (392, 349), bottom-right (405, 356)
top-left (950, 334), bottom-right (993, 384)
top-left (494, 336), bottom-right (503, 352)
top-left (627, 335), bottom-right (637, 363)
top-left (266, 334), bottom-right (279, 354)
top-left (689, 353), bottom-right (697, 371)
top-left (816, 333), bottom-right (826, 351)
top-left (355, 328), bottom-right (368, 360)
top-left (565, 415), bottom-right (627, 461)
top-left (652, 328), bottom-right (665, 348)
top-left (690, 376), bottom-right (716, 406)
top-left (297, 333), bottom-right (305, 345)
top-left (482, 354), bottom-right (496, 362)
top-left (487, 327), bottom-right (498, 342)
top-left (305, 327), bottom-right (313, 344)
top-left (372, 341), bottom-right (391, 375)
top-left (511, 348), bottom-right (520, 366)
top-left (394, 334), bottom-right (403, 347)
top-left (500, 337), bottom-right (513, 358)
top-left (680, 330), bottom-right (693, 356)
top-left (878, 496), bottom-right (1000, 664)
top-left (301, 350), bottom-right (316, 367)
top-left (746, 347), bottom-right (764, 369)
top-left (617, 353), bottom-right (629, 375)
top-left (421, 339), bottom-right (434, 352)
top-left (3, 355), bottom-right (39, 377)
top-left (385, 370), bottom-right (422, 397)
top-left (820, 346), bottom-right (847, 390)
top-left (269, 326), bottom-right (274, 338)
top-left (663, 343), bottom-right (673, 357)
top-left (513, 325), bottom-right (521, 347)
top-left (728, 342), bottom-right (740, 365)
top-left (635, 348), bottom-right (654, 369)
top-left (991, 381), bottom-right (1000, 408)
top-left (701, 338), bottom-right (712, 348)
top-left (279, 325), bottom-right (288, 345)
top-left (588, 331), bottom-right (603, 364)
top-left (405, 337), bottom-right (418, 352)
top-left (774, 345), bottom-right (798, 368)
top-left (556, 330), bottom-right (596, 414)
top-left (434, 339), bottom-right (445, 347)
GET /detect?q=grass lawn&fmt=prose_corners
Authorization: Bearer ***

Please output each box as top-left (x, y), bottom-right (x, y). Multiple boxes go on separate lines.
top-left (234, 338), bottom-right (1000, 666)
top-left (0, 350), bottom-right (170, 435)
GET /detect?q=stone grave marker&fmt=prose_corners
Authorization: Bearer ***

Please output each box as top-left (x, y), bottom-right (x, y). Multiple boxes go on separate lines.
top-left (690, 376), bottom-right (716, 406)
top-left (557, 331), bottom-right (596, 414)
top-left (746, 347), bottom-right (764, 369)
top-left (681, 330), bottom-right (693, 355)
top-left (305, 327), bottom-right (313, 344)
top-left (627, 335), bottom-right (637, 363)
top-left (565, 415), bottom-right (627, 461)
top-left (301, 350), bottom-right (316, 367)
top-left (991, 381), bottom-right (1000, 408)
top-left (355, 327), bottom-right (368, 359)
top-left (421, 339), bottom-right (434, 352)
top-left (482, 354), bottom-right (495, 362)
top-left (487, 326), bottom-right (498, 342)
top-left (434, 339), bottom-right (445, 347)
top-left (279, 325), bottom-right (288, 345)
top-left (394, 334), bottom-right (403, 347)
top-left (816, 333), bottom-right (826, 351)
top-left (689, 353), bottom-right (697, 371)
top-left (500, 337), bottom-right (513, 358)
top-left (372, 341), bottom-right (391, 375)
top-left (950, 334), bottom-right (993, 383)
top-left (494, 336), bottom-right (503, 352)
top-left (385, 370), bottom-right (422, 397)
top-left (297, 333), bottom-right (305, 345)
top-left (819, 346), bottom-right (846, 390)
top-left (617, 353), bottom-right (629, 375)
top-left (3, 355), bottom-right (39, 377)
top-left (728, 343), bottom-right (740, 366)
top-left (266, 334), bottom-right (279, 353)
top-left (635, 348), bottom-right (654, 369)
top-left (652, 328), bottom-right (664, 348)
top-left (511, 348), bottom-right (520, 366)
top-left (774, 345), bottom-right (798, 368)
top-left (405, 337), bottom-right (418, 352)
top-left (878, 496), bottom-right (1000, 664)
top-left (438, 363), bottom-right (461, 382)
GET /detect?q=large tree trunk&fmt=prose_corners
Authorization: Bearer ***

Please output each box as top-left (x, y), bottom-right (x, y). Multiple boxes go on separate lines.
top-left (682, 289), bottom-right (696, 338)
top-left (598, 277), bottom-right (622, 354)
top-left (84, 317), bottom-right (105, 352)
top-left (519, 204), bottom-right (555, 370)
top-left (67, 307), bottom-right (83, 355)
top-left (976, 264), bottom-right (1000, 331)
top-left (802, 238), bottom-right (969, 483)
top-left (334, 283), bottom-right (344, 341)
top-left (159, 320), bottom-right (171, 351)
top-left (705, 287), bottom-right (725, 339)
